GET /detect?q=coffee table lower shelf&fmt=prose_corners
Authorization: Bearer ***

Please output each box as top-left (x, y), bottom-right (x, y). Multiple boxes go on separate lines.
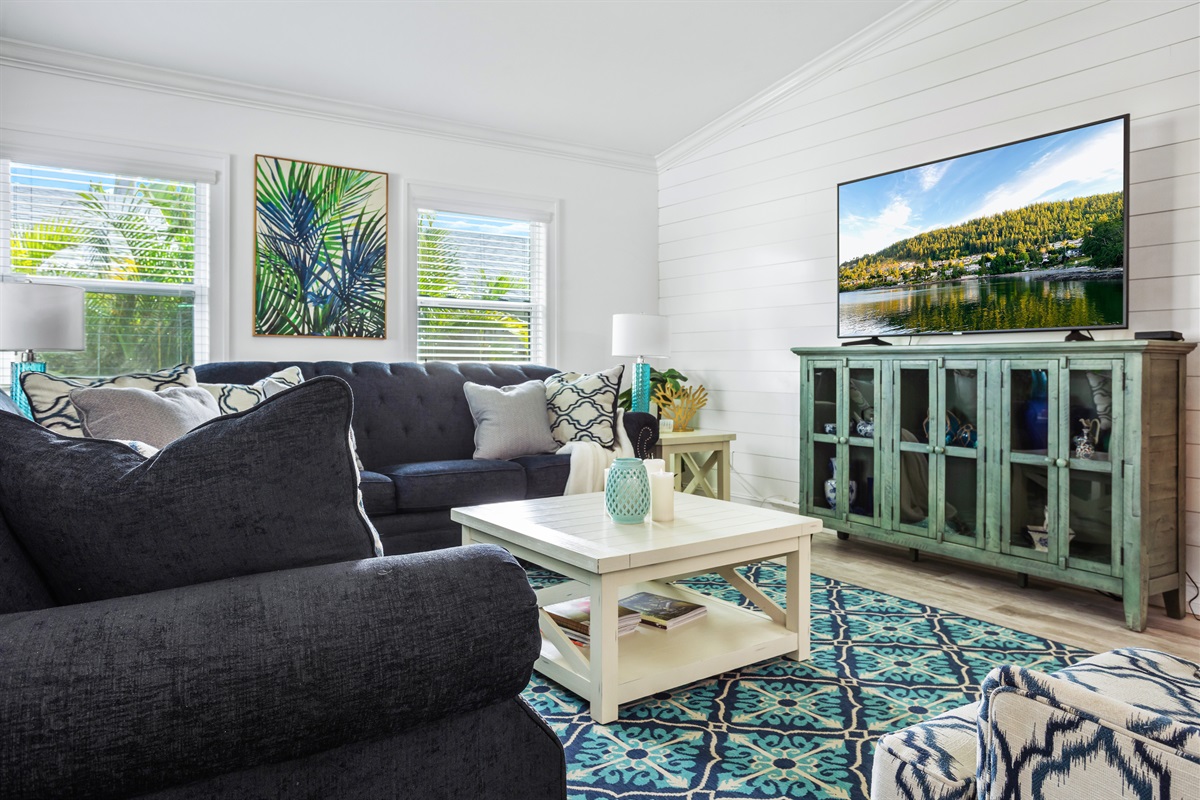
top-left (535, 578), bottom-right (803, 713)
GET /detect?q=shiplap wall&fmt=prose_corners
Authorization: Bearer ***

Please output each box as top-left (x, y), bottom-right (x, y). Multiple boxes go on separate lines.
top-left (658, 0), bottom-right (1200, 610)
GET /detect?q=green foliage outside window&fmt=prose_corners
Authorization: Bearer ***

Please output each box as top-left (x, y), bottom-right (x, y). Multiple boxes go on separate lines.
top-left (416, 211), bottom-right (536, 362)
top-left (9, 174), bottom-right (198, 377)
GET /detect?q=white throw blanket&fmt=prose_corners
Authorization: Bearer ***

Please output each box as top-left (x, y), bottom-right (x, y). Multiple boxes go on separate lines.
top-left (559, 409), bottom-right (635, 494)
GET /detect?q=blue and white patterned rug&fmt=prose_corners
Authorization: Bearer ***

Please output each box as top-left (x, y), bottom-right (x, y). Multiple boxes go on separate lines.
top-left (522, 563), bottom-right (1091, 800)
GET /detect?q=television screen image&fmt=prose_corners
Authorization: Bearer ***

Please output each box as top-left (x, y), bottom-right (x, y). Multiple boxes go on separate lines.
top-left (837, 116), bottom-right (1128, 338)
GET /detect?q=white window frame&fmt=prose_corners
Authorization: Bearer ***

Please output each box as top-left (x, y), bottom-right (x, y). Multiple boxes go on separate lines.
top-left (0, 127), bottom-right (230, 381)
top-left (404, 180), bottom-right (558, 365)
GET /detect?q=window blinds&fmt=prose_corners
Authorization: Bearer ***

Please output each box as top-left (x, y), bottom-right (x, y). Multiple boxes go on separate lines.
top-left (416, 208), bottom-right (546, 363)
top-left (0, 160), bottom-right (209, 383)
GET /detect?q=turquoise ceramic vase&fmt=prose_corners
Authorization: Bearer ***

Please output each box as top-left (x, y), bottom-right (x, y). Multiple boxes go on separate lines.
top-left (606, 458), bottom-right (651, 524)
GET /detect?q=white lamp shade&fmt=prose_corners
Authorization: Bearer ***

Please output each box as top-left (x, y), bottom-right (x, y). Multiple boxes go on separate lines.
top-left (0, 282), bottom-right (86, 352)
top-left (612, 314), bottom-right (669, 358)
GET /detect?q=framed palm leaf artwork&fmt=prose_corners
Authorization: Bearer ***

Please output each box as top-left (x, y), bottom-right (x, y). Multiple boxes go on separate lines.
top-left (254, 155), bottom-right (388, 338)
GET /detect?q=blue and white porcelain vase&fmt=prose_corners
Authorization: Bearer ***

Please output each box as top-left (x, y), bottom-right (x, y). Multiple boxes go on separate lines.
top-left (823, 459), bottom-right (857, 510)
top-left (606, 458), bottom-right (651, 524)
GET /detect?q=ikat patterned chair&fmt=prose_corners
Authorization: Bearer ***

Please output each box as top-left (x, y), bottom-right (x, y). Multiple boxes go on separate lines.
top-left (871, 647), bottom-right (1200, 800)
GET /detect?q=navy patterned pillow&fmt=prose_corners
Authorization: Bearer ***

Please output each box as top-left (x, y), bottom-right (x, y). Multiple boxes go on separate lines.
top-left (0, 377), bottom-right (382, 604)
top-left (545, 365), bottom-right (624, 449)
top-left (20, 364), bottom-right (197, 437)
top-left (199, 366), bottom-right (304, 414)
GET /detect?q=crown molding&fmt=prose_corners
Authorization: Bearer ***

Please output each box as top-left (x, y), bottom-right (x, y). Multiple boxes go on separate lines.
top-left (655, 0), bottom-right (957, 170)
top-left (0, 38), bottom-right (658, 174)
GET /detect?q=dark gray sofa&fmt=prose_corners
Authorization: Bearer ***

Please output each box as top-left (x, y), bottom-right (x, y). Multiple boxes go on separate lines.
top-left (194, 361), bottom-right (657, 555)
top-left (0, 386), bottom-right (567, 799)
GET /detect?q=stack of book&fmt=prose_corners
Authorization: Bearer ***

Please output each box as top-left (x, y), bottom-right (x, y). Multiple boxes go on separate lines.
top-left (542, 597), bottom-right (641, 646)
top-left (620, 591), bottom-right (707, 630)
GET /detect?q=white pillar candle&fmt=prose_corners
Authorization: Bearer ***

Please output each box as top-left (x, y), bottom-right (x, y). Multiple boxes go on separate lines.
top-left (643, 458), bottom-right (666, 474)
top-left (651, 471), bottom-right (675, 522)
top-left (603, 467), bottom-right (611, 489)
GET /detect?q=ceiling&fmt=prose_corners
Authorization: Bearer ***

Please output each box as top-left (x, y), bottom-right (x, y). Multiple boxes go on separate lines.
top-left (0, 0), bottom-right (907, 158)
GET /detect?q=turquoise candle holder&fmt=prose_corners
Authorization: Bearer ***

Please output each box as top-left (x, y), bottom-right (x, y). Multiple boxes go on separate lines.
top-left (605, 457), bottom-right (651, 524)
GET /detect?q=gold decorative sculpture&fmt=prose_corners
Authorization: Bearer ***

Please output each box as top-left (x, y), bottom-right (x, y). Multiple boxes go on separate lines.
top-left (652, 383), bottom-right (708, 432)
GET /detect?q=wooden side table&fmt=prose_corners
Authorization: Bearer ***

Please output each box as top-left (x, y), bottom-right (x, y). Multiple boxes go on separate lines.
top-left (653, 429), bottom-right (736, 501)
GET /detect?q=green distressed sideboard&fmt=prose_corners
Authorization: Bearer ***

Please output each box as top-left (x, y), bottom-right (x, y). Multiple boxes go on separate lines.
top-left (791, 340), bottom-right (1194, 631)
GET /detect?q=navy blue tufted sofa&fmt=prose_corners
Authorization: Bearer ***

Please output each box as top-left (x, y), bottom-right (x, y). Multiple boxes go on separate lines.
top-left (194, 361), bottom-right (658, 555)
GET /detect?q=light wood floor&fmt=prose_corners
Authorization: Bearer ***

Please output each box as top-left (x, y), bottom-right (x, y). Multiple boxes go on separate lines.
top-left (808, 531), bottom-right (1199, 659)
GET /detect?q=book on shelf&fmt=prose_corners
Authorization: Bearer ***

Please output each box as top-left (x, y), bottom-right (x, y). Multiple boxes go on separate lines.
top-left (542, 597), bottom-right (641, 643)
top-left (619, 591), bottom-right (707, 630)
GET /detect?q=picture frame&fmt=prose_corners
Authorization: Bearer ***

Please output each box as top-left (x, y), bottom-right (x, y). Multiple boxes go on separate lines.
top-left (253, 154), bottom-right (388, 338)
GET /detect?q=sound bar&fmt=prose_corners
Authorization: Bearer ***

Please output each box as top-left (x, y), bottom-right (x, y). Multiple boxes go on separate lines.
top-left (1134, 331), bottom-right (1184, 341)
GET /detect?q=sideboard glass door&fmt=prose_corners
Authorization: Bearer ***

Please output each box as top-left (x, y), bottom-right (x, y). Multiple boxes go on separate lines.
top-left (1059, 361), bottom-right (1123, 575)
top-left (893, 361), bottom-right (937, 539)
top-left (939, 362), bottom-right (985, 549)
top-left (805, 361), bottom-right (842, 520)
top-left (1001, 362), bottom-right (1063, 564)
top-left (804, 359), bottom-right (880, 524)
top-left (845, 363), bottom-right (881, 526)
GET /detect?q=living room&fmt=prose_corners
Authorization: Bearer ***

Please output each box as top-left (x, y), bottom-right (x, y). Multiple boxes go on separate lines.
top-left (1, 1), bottom-right (1197, 798)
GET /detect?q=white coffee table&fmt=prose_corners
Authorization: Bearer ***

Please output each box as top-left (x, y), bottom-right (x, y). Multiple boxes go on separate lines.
top-left (451, 492), bottom-right (822, 724)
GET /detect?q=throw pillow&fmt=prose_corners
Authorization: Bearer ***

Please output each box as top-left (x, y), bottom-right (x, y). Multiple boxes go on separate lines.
top-left (545, 365), bottom-right (624, 449)
top-left (463, 380), bottom-right (561, 460)
top-left (71, 385), bottom-right (221, 449)
top-left (199, 366), bottom-right (305, 414)
top-left (0, 377), bottom-right (382, 605)
top-left (20, 364), bottom-right (197, 437)
top-left (201, 366), bottom-right (365, 470)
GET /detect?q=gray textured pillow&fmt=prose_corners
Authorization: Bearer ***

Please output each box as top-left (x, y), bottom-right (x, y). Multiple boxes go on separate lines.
top-left (463, 380), bottom-right (560, 460)
top-left (0, 377), bottom-right (382, 604)
top-left (72, 385), bottom-right (220, 449)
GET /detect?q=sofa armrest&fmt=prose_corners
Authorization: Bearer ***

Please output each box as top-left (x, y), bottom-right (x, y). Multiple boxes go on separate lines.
top-left (0, 389), bottom-right (19, 417)
top-left (624, 411), bottom-right (659, 458)
top-left (0, 544), bottom-right (542, 800)
top-left (871, 703), bottom-right (980, 800)
top-left (976, 654), bottom-right (1200, 799)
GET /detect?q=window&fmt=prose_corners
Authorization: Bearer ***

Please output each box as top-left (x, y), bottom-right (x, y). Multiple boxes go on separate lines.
top-left (0, 160), bottom-right (209, 382)
top-left (415, 203), bottom-right (550, 363)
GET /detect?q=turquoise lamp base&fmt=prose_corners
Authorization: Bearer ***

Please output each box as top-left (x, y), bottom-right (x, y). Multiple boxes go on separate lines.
top-left (631, 361), bottom-right (652, 414)
top-left (11, 360), bottom-right (45, 419)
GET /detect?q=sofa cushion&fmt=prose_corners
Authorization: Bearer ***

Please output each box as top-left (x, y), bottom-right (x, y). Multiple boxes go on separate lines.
top-left (463, 380), bottom-right (560, 460)
top-left (359, 470), bottom-right (398, 516)
top-left (71, 385), bottom-right (221, 449)
top-left (380, 459), bottom-right (526, 512)
top-left (0, 512), bottom-right (55, 614)
top-left (193, 361), bottom-right (561, 469)
top-left (545, 365), bottom-right (623, 449)
top-left (21, 363), bottom-right (197, 437)
top-left (512, 454), bottom-right (572, 499)
top-left (0, 377), bottom-right (382, 604)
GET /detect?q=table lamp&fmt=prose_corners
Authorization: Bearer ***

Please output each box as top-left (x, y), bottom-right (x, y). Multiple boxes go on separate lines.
top-left (612, 313), bottom-right (669, 414)
top-left (0, 280), bottom-right (86, 418)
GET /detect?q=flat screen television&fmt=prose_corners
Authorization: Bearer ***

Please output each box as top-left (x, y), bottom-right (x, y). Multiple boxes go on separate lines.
top-left (837, 115), bottom-right (1128, 339)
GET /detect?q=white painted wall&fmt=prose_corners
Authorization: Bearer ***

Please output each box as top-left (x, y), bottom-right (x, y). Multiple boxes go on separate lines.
top-left (0, 60), bottom-right (660, 375)
top-left (657, 1), bottom-right (1200, 609)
